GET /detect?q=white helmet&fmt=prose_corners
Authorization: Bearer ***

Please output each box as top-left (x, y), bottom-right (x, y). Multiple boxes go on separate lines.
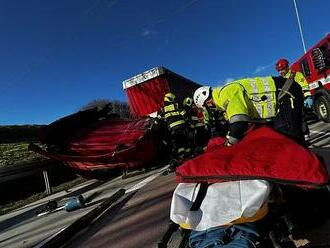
top-left (193, 86), bottom-right (211, 108)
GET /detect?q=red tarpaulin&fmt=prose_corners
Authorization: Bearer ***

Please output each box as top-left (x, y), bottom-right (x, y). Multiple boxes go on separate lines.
top-left (125, 77), bottom-right (169, 117)
top-left (123, 67), bottom-right (201, 117)
top-left (30, 117), bottom-right (158, 171)
top-left (176, 126), bottom-right (329, 187)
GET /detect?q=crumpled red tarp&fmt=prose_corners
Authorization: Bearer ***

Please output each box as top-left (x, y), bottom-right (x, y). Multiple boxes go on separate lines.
top-left (30, 117), bottom-right (158, 171)
top-left (126, 77), bottom-right (169, 117)
top-left (176, 126), bottom-right (329, 187)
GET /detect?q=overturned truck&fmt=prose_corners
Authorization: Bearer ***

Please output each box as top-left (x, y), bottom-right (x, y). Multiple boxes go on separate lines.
top-left (29, 67), bottom-right (201, 177)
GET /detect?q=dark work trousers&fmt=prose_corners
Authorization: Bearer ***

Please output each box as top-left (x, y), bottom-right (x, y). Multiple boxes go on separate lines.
top-left (169, 124), bottom-right (188, 160)
top-left (194, 126), bottom-right (208, 149)
top-left (186, 126), bottom-right (195, 154)
top-left (273, 77), bottom-right (305, 145)
top-left (302, 107), bottom-right (311, 136)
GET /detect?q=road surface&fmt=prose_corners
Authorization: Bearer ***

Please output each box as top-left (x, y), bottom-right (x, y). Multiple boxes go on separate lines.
top-left (0, 121), bottom-right (329, 248)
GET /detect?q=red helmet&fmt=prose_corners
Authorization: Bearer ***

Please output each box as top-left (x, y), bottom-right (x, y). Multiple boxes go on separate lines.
top-left (276, 59), bottom-right (289, 71)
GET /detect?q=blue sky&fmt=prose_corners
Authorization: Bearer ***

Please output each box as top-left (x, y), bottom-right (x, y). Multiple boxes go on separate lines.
top-left (1, 0), bottom-right (329, 125)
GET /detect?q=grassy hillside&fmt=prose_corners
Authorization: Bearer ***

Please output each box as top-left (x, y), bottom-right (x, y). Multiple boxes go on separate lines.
top-left (0, 125), bottom-right (44, 143)
top-left (0, 142), bottom-right (46, 167)
top-left (0, 125), bottom-right (47, 167)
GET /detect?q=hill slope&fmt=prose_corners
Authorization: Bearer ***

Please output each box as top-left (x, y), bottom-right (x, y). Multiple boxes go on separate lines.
top-left (0, 125), bottom-right (46, 167)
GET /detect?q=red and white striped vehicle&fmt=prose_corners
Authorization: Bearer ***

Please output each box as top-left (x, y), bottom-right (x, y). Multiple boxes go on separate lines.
top-left (291, 34), bottom-right (330, 122)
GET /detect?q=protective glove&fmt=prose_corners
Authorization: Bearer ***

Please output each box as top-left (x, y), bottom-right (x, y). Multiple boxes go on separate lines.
top-left (304, 97), bottom-right (313, 109)
top-left (225, 134), bottom-right (239, 146)
top-left (223, 139), bottom-right (233, 147)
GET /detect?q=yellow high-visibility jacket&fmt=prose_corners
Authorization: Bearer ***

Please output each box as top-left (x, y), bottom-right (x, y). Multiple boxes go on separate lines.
top-left (212, 77), bottom-right (277, 124)
top-left (284, 69), bottom-right (311, 98)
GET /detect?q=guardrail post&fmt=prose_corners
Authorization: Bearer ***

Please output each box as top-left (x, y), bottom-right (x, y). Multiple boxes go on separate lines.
top-left (43, 170), bottom-right (52, 195)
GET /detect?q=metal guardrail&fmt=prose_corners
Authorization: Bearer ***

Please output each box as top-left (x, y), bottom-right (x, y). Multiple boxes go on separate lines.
top-left (0, 160), bottom-right (55, 184)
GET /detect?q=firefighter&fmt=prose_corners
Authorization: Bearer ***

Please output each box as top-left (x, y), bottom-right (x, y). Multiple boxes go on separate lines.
top-left (276, 58), bottom-right (313, 108)
top-left (193, 76), bottom-right (305, 146)
top-left (157, 92), bottom-right (188, 165)
top-left (276, 58), bottom-right (312, 139)
top-left (181, 97), bottom-right (194, 156)
top-left (181, 97), bottom-right (206, 155)
top-left (203, 106), bottom-right (229, 138)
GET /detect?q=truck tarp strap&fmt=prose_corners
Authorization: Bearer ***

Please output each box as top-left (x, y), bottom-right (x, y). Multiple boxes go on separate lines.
top-left (278, 77), bottom-right (294, 101)
top-left (190, 182), bottom-right (209, 211)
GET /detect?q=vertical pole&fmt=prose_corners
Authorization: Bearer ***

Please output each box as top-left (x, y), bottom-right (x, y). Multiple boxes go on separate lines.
top-left (43, 170), bottom-right (52, 195)
top-left (293, 0), bottom-right (307, 53)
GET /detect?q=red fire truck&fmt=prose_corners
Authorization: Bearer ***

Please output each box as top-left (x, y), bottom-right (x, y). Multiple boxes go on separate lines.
top-left (291, 34), bottom-right (330, 122)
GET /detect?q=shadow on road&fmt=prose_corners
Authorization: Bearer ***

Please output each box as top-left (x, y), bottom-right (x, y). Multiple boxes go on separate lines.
top-left (0, 180), bottom-right (108, 234)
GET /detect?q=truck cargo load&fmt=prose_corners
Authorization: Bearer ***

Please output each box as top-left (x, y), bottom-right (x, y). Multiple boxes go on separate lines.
top-left (29, 107), bottom-right (160, 177)
top-left (123, 66), bottom-right (202, 117)
top-left (30, 67), bottom-right (202, 177)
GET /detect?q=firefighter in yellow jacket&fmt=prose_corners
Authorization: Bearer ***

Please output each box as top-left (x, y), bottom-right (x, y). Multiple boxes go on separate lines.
top-left (157, 92), bottom-right (188, 163)
top-left (181, 97), bottom-right (207, 155)
top-left (203, 105), bottom-right (229, 138)
top-left (276, 58), bottom-right (312, 139)
top-left (276, 58), bottom-right (313, 108)
top-left (193, 76), bottom-right (305, 146)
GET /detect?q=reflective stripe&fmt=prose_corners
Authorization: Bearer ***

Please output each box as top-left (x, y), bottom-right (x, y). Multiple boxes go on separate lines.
top-left (301, 85), bottom-right (310, 91)
top-left (262, 78), bottom-right (274, 118)
top-left (249, 79), bottom-right (263, 116)
top-left (266, 93), bottom-right (274, 118)
top-left (165, 111), bottom-right (180, 119)
top-left (169, 120), bottom-right (185, 129)
top-left (164, 104), bottom-right (175, 112)
top-left (290, 98), bottom-right (294, 109)
top-left (229, 114), bottom-right (250, 123)
top-left (303, 91), bottom-right (312, 97)
top-left (278, 89), bottom-right (295, 99)
top-left (178, 147), bottom-right (186, 154)
top-left (262, 78), bottom-right (271, 92)
top-left (195, 123), bottom-right (204, 127)
top-left (250, 79), bottom-right (258, 93)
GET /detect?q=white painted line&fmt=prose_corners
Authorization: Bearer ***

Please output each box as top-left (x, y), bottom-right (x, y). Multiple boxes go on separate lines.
top-left (37, 206), bottom-right (66, 217)
top-left (309, 130), bottom-right (330, 136)
top-left (126, 165), bottom-right (170, 193)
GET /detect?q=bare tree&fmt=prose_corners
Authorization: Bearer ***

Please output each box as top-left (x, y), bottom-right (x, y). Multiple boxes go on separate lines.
top-left (80, 99), bottom-right (112, 111)
top-left (80, 99), bottom-right (131, 119)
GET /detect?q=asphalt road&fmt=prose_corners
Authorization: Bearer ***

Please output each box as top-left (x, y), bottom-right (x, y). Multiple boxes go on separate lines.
top-left (0, 167), bottom-right (171, 248)
top-left (0, 120), bottom-right (330, 248)
top-left (307, 120), bottom-right (330, 147)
